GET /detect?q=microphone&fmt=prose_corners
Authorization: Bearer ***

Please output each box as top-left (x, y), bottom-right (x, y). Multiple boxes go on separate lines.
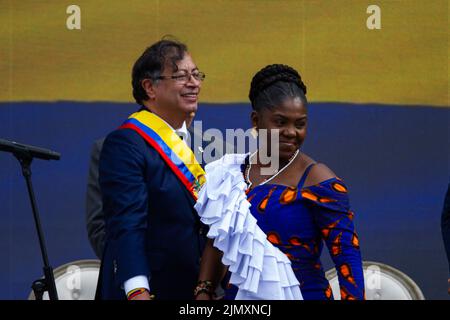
top-left (0, 138), bottom-right (61, 160)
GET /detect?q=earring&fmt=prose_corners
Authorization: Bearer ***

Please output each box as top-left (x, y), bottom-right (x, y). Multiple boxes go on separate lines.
top-left (251, 127), bottom-right (258, 138)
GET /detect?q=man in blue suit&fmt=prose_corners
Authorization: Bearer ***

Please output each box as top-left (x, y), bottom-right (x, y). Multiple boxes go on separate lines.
top-left (95, 39), bottom-right (207, 300)
top-left (86, 113), bottom-right (201, 260)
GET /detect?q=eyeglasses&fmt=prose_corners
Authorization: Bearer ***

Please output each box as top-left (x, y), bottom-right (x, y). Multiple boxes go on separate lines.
top-left (156, 71), bottom-right (206, 83)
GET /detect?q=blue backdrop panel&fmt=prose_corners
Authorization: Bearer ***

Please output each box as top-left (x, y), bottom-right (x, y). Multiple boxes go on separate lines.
top-left (0, 102), bottom-right (448, 299)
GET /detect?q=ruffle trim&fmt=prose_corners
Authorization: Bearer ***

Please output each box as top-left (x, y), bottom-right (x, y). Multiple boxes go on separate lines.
top-left (194, 154), bottom-right (303, 300)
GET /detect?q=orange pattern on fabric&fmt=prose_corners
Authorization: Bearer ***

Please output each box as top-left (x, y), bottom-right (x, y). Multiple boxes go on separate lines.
top-left (288, 236), bottom-right (312, 253)
top-left (330, 232), bottom-right (342, 256)
top-left (347, 211), bottom-right (354, 220)
top-left (321, 228), bottom-right (331, 240)
top-left (340, 286), bottom-right (357, 300)
top-left (325, 285), bottom-right (333, 300)
top-left (280, 186), bottom-right (298, 204)
top-left (301, 190), bottom-right (318, 202)
top-left (267, 231), bottom-right (282, 245)
top-left (301, 190), bottom-right (336, 203)
top-left (257, 187), bottom-right (277, 213)
top-left (351, 233), bottom-right (360, 249)
top-left (288, 236), bottom-right (302, 246)
top-left (258, 196), bottom-right (269, 212)
top-left (285, 252), bottom-right (296, 261)
top-left (321, 216), bottom-right (344, 240)
top-left (331, 182), bottom-right (348, 193)
top-left (339, 263), bottom-right (356, 286)
top-left (326, 219), bottom-right (340, 229)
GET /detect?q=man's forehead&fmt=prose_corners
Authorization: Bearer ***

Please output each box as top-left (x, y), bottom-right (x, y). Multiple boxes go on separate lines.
top-left (165, 54), bottom-right (197, 72)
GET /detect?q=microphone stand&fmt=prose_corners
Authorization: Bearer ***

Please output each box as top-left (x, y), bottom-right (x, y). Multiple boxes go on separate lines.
top-left (13, 148), bottom-right (59, 300)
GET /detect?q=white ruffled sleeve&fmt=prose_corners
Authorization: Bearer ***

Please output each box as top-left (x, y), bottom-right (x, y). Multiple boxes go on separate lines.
top-left (194, 154), bottom-right (303, 300)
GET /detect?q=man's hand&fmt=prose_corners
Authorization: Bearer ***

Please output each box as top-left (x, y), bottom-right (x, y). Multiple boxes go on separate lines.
top-left (130, 290), bottom-right (153, 300)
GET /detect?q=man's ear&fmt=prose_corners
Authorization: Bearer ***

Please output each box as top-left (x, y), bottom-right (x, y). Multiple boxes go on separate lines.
top-left (141, 79), bottom-right (157, 100)
top-left (250, 110), bottom-right (259, 128)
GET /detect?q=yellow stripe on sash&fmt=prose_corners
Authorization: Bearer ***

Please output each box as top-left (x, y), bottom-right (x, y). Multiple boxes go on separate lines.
top-left (128, 110), bottom-right (205, 196)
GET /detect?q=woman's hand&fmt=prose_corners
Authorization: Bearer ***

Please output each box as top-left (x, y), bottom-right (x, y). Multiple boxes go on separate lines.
top-left (195, 292), bottom-right (212, 300)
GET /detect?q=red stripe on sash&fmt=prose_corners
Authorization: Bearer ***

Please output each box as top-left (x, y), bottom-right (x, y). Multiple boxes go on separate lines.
top-left (120, 122), bottom-right (197, 200)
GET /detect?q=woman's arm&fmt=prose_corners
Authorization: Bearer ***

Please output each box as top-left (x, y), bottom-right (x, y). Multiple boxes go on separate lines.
top-left (196, 238), bottom-right (228, 300)
top-left (319, 207), bottom-right (365, 300)
top-left (303, 170), bottom-right (365, 300)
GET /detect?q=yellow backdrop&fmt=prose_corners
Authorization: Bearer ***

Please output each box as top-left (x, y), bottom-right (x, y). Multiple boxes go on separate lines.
top-left (0, 0), bottom-right (448, 106)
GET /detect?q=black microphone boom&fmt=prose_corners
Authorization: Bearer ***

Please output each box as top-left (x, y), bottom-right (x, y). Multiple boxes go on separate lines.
top-left (0, 138), bottom-right (60, 160)
top-left (0, 137), bottom-right (60, 299)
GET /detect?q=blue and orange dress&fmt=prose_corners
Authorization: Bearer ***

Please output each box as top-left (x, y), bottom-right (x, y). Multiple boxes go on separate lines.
top-left (223, 162), bottom-right (365, 300)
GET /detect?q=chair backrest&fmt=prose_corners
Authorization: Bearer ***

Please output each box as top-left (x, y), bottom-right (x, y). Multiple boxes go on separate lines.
top-left (325, 261), bottom-right (425, 300)
top-left (28, 259), bottom-right (100, 300)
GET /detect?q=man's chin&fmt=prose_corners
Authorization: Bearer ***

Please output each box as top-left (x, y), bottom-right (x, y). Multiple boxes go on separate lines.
top-left (184, 103), bottom-right (198, 114)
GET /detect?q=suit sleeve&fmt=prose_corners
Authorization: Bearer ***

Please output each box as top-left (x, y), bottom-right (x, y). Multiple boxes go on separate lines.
top-left (85, 139), bottom-right (106, 259)
top-left (99, 130), bottom-right (150, 285)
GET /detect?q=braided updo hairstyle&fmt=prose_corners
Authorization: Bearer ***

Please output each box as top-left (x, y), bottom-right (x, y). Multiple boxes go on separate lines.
top-left (249, 64), bottom-right (307, 112)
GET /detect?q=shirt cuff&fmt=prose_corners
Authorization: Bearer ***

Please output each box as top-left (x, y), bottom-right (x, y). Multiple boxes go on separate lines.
top-left (124, 275), bottom-right (150, 295)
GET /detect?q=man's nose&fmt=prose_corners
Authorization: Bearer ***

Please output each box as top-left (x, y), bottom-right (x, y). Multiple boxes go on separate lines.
top-left (186, 74), bottom-right (201, 87)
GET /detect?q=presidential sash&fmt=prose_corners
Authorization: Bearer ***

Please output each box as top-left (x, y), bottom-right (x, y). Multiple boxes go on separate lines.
top-left (120, 110), bottom-right (205, 200)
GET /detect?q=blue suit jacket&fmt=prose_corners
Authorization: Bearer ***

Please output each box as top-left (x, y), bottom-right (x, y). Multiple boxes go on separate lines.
top-left (95, 127), bottom-right (207, 300)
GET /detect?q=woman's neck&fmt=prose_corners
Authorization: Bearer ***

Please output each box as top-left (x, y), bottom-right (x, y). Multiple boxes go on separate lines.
top-left (254, 150), bottom-right (291, 176)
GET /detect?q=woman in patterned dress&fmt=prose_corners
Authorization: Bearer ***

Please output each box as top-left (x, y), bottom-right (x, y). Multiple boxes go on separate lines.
top-left (195, 64), bottom-right (365, 300)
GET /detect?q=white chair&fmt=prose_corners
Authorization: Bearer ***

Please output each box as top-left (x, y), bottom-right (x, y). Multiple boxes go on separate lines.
top-left (325, 260), bottom-right (425, 300)
top-left (28, 259), bottom-right (100, 300)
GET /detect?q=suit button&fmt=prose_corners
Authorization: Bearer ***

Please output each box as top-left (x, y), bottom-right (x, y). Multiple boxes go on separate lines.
top-left (113, 260), bottom-right (118, 274)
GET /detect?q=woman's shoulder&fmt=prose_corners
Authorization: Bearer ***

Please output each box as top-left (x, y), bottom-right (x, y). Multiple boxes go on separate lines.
top-left (299, 159), bottom-right (351, 211)
top-left (303, 163), bottom-right (337, 188)
top-left (297, 154), bottom-right (337, 188)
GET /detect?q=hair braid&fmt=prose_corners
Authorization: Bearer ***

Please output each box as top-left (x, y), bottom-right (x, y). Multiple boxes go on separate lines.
top-left (249, 64), bottom-right (307, 111)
